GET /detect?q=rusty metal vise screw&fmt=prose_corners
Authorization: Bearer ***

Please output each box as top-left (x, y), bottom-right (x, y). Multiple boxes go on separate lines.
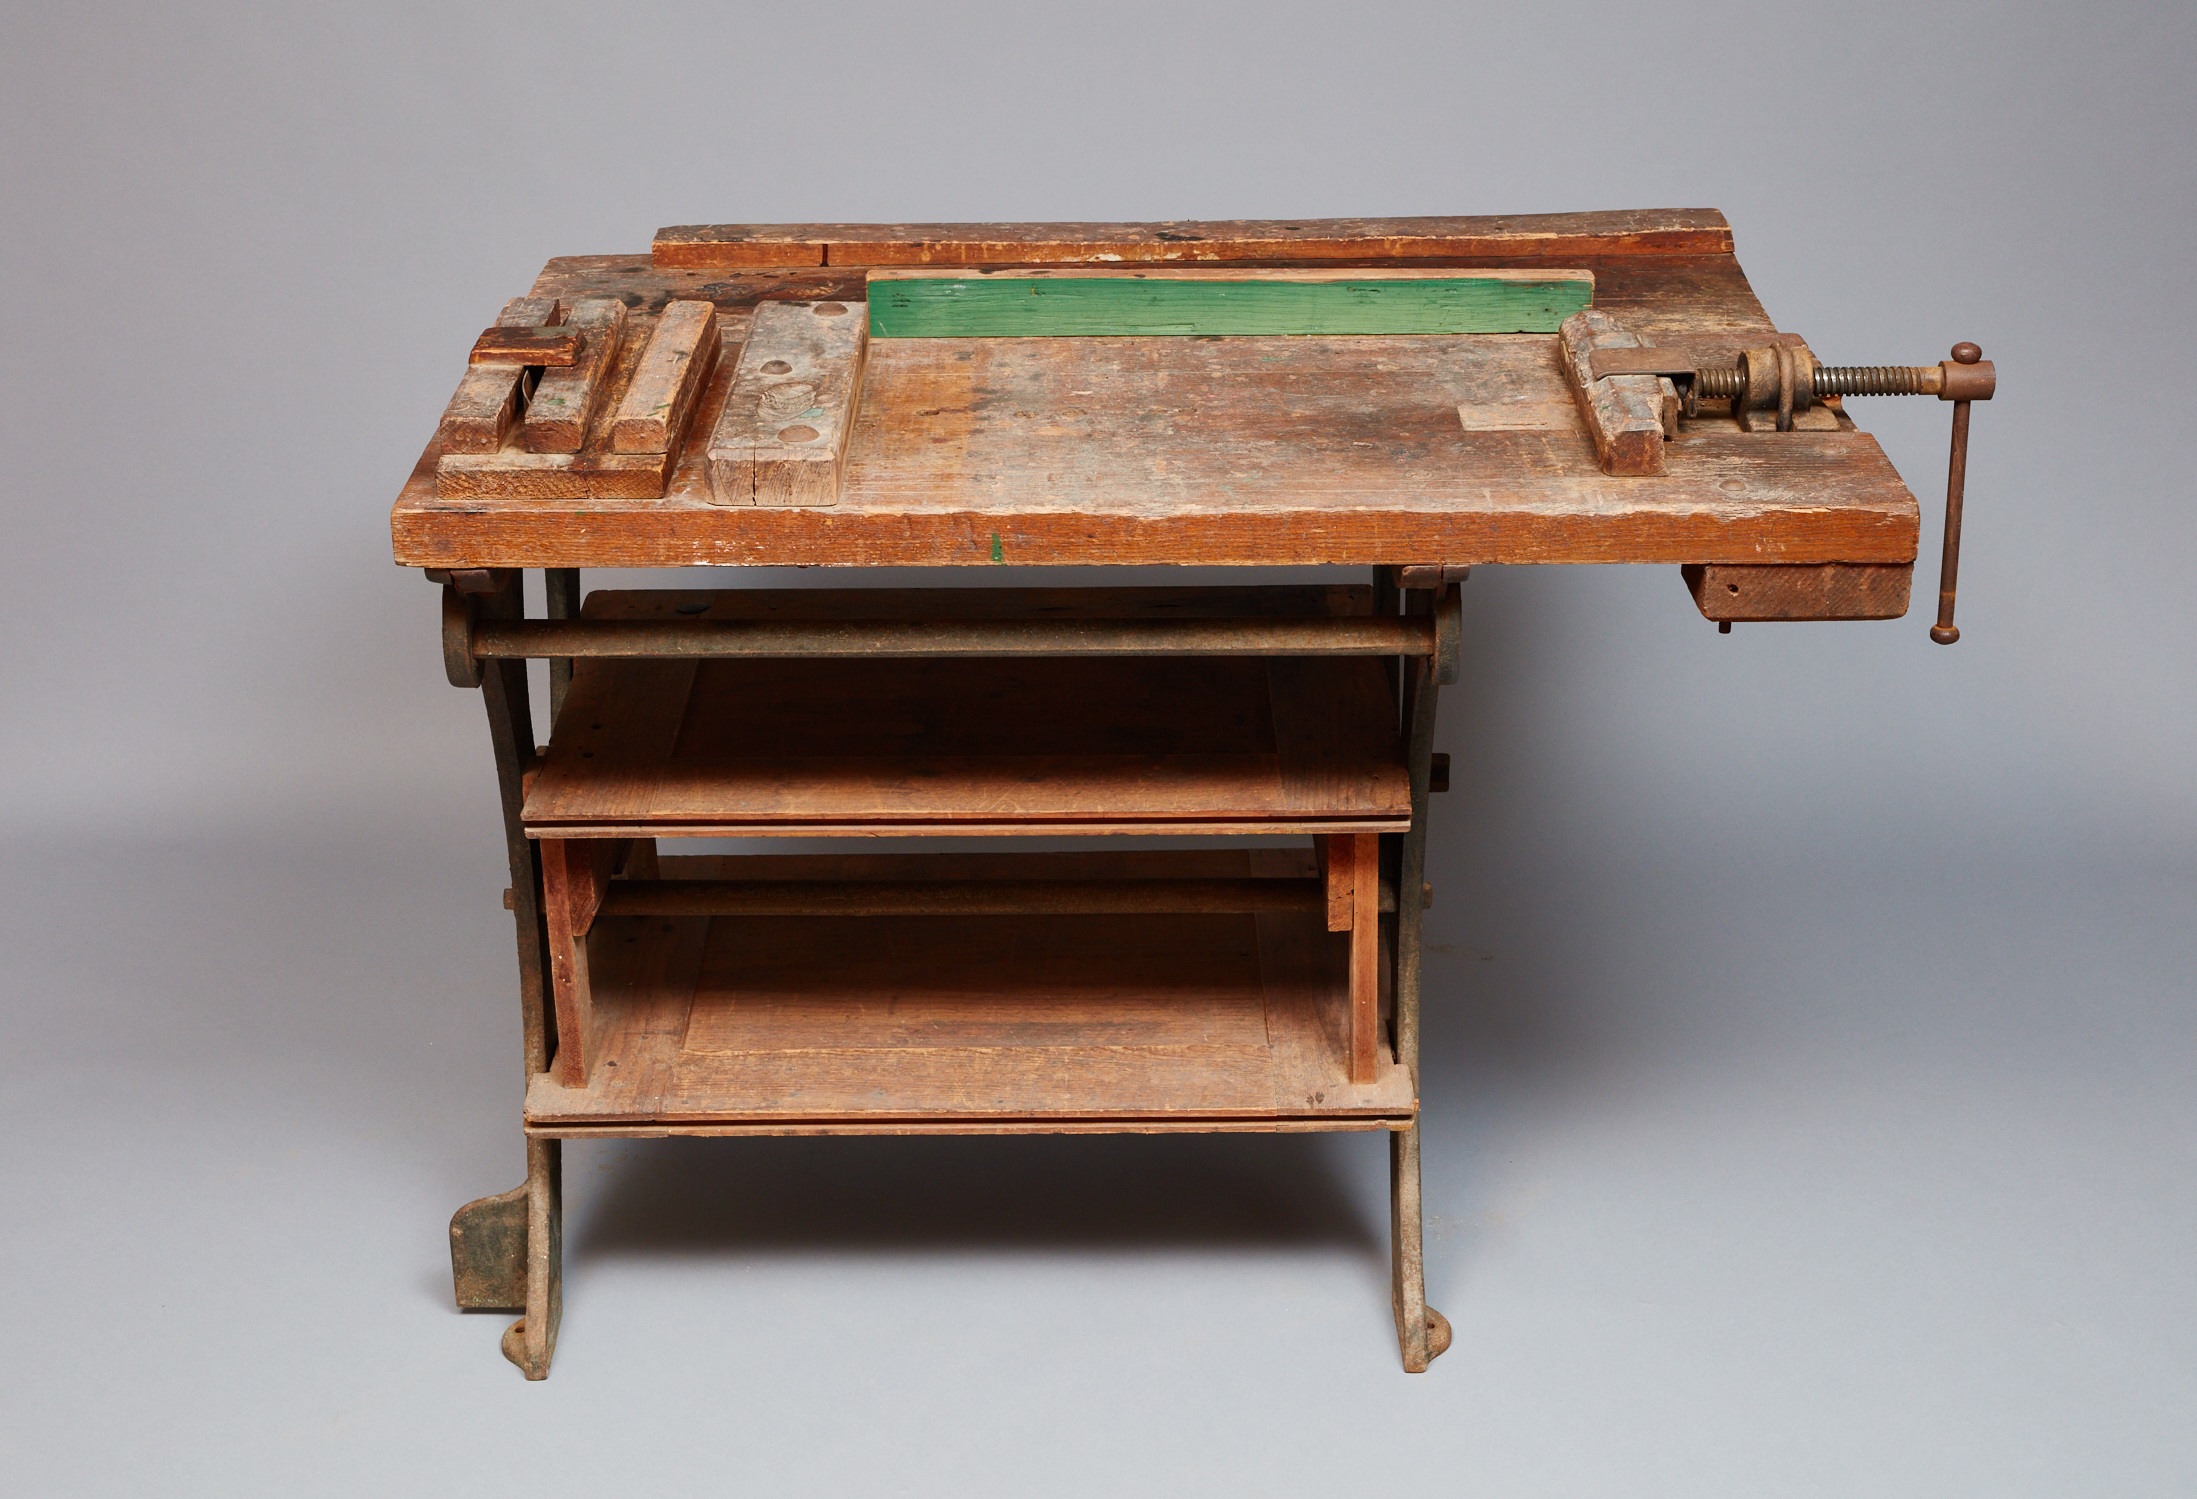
top-left (1599, 342), bottom-right (1995, 643)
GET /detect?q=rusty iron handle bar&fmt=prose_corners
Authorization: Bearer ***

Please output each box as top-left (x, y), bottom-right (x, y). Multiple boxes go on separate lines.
top-left (1929, 343), bottom-right (1987, 645)
top-left (468, 614), bottom-right (1438, 661)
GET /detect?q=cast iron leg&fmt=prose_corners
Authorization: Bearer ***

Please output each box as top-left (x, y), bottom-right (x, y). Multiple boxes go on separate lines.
top-left (445, 573), bottom-right (565, 1377)
top-left (1389, 597), bottom-right (1454, 1370)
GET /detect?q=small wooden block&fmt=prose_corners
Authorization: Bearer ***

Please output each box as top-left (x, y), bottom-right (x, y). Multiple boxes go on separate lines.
top-left (864, 267), bottom-right (1593, 338)
top-left (1557, 308), bottom-right (1675, 477)
top-left (438, 296), bottom-right (565, 454)
top-left (705, 300), bottom-right (869, 508)
top-left (470, 325), bottom-right (580, 367)
top-left (522, 296), bottom-right (629, 454)
top-left (1681, 562), bottom-right (1912, 622)
top-left (434, 448), bottom-right (674, 501)
top-left (610, 300), bottom-right (720, 454)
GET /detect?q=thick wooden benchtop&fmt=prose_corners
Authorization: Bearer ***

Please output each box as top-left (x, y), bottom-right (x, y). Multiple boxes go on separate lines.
top-left (390, 210), bottom-right (1921, 571)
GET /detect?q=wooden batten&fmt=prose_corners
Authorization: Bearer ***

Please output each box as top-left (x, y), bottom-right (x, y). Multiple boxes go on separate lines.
top-left (864, 267), bottom-right (1593, 338)
top-left (1557, 308), bottom-right (1675, 476)
top-left (652, 209), bottom-right (1734, 270)
top-left (437, 296), bottom-right (564, 454)
top-left (705, 300), bottom-right (869, 507)
top-left (1345, 832), bottom-right (1380, 1084)
top-left (522, 296), bottom-right (629, 454)
top-left (610, 299), bottom-right (720, 454)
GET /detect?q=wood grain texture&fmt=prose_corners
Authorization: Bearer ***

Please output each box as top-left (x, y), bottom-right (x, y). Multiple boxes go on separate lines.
top-left (437, 296), bottom-right (564, 454)
top-left (394, 248), bottom-right (1920, 568)
top-left (471, 325), bottom-right (579, 367)
top-left (1681, 561), bottom-right (1913, 621)
top-left (1558, 308), bottom-right (1672, 476)
top-left (1347, 831), bottom-right (1381, 1084)
top-left (705, 300), bottom-right (868, 506)
top-left (522, 296), bottom-right (629, 454)
top-left (524, 655), bottom-right (1410, 834)
top-left (518, 583), bottom-right (1407, 835)
top-left (609, 299), bottom-right (718, 453)
top-left (521, 877), bottom-right (1414, 1129)
top-left (541, 837), bottom-right (626, 1086)
top-left (865, 267), bottom-right (1593, 338)
top-left (652, 209), bottom-right (1734, 269)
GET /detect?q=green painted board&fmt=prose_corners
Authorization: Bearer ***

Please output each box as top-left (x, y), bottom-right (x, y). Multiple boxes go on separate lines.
top-left (865, 272), bottom-right (1594, 338)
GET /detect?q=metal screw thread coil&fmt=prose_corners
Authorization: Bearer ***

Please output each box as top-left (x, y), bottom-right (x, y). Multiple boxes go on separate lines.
top-left (1811, 365), bottom-right (1936, 397)
top-left (1694, 365), bottom-right (1935, 399)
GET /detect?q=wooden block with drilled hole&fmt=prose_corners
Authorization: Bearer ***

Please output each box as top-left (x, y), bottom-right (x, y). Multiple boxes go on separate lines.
top-left (1558, 308), bottom-right (1677, 476)
top-left (706, 300), bottom-right (869, 507)
top-left (1681, 562), bottom-right (1912, 622)
top-left (522, 296), bottom-right (629, 454)
top-left (610, 300), bottom-right (720, 454)
top-left (437, 296), bottom-right (564, 454)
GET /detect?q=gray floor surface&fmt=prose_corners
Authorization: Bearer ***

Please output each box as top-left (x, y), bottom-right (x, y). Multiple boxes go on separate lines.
top-left (4, 812), bottom-right (2189, 1495)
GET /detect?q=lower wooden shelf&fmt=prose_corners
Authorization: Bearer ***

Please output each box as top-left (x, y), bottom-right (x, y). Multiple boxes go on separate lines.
top-left (525, 853), bottom-right (1415, 1137)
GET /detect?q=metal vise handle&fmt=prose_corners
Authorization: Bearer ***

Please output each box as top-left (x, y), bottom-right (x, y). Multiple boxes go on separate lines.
top-left (1930, 343), bottom-right (1994, 645)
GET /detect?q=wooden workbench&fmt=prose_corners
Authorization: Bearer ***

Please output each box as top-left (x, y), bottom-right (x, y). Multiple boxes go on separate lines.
top-left (398, 209), bottom-right (1923, 1380)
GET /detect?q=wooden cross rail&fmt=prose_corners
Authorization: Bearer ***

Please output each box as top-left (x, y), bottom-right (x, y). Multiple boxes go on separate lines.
top-left (593, 876), bottom-right (1398, 922)
top-left (464, 613), bottom-right (1443, 662)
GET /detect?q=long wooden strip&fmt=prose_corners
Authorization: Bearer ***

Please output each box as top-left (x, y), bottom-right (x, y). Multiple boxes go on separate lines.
top-left (521, 296), bottom-right (628, 454)
top-left (610, 300), bottom-right (720, 453)
top-left (705, 300), bottom-right (868, 507)
top-left (437, 296), bottom-right (563, 454)
top-left (601, 877), bottom-right (1323, 918)
top-left (653, 209), bottom-right (1733, 270)
top-left (1557, 308), bottom-right (1673, 476)
top-left (866, 267), bottom-right (1591, 338)
top-left (1347, 831), bottom-right (1380, 1084)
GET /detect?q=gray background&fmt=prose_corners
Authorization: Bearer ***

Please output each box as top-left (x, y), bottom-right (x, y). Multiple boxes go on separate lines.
top-left (3, 1), bottom-right (2191, 1492)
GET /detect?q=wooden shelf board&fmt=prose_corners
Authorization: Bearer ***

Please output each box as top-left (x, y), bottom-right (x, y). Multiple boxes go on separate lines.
top-left (524, 853), bottom-right (1412, 1132)
top-left (523, 590), bottom-right (1410, 835)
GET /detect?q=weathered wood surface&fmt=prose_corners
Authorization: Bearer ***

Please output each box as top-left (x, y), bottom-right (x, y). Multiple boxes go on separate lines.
top-left (608, 299), bottom-right (718, 454)
top-left (394, 238), bottom-right (1920, 568)
top-left (1682, 561), bottom-right (1913, 621)
top-left (524, 655), bottom-right (1410, 835)
top-left (523, 853), bottom-right (1413, 1130)
top-left (437, 296), bottom-right (564, 455)
top-left (1346, 831), bottom-right (1381, 1084)
top-left (705, 301), bottom-right (868, 507)
top-left (518, 586), bottom-right (1408, 836)
top-left (470, 325), bottom-right (579, 367)
top-left (540, 837), bottom-right (627, 1086)
top-left (865, 267), bottom-right (1594, 338)
top-left (522, 296), bottom-right (629, 453)
top-left (1557, 308), bottom-right (1674, 476)
top-left (652, 208), bottom-right (1735, 269)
